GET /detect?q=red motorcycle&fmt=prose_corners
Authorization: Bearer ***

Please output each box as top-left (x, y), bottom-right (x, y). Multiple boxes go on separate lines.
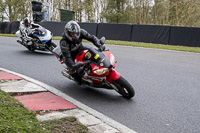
top-left (54, 37), bottom-right (135, 99)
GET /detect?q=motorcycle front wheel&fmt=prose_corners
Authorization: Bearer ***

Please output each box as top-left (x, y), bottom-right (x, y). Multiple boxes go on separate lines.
top-left (113, 76), bottom-right (135, 99)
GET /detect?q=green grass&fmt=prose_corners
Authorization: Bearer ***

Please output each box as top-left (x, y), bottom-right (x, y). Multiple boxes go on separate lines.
top-left (0, 33), bottom-right (17, 37)
top-left (0, 89), bottom-right (88, 133)
top-left (0, 33), bottom-right (62, 40)
top-left (105, 40), bottom-right (200, 53)
top-left (1, 33), bottom-right (200, 53)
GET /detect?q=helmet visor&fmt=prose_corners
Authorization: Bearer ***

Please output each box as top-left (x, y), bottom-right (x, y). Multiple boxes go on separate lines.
top-left (25, 22), bottom-right (31, 26)
top-left (69, 32), bottom-right (78, 37)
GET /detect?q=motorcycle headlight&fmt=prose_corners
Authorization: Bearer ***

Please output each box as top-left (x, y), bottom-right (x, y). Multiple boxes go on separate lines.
top-left (94, 68), bottom-right (108, 75)
top-left (110, 54), bottom-right (115, 66)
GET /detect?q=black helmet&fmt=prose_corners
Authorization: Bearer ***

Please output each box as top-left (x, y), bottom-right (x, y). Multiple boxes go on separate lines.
top-left (24, 17), bottom-right (31, 27)
top-left (64, 20), bottom-right (80, 42)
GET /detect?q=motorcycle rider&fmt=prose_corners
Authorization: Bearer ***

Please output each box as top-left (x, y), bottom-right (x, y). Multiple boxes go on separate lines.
top-left (17, 17), bottom-right (42, 45)
top-left (17, 17), bottom-right (57, 51)
top-left (60, 20), bottom-right (105, 84)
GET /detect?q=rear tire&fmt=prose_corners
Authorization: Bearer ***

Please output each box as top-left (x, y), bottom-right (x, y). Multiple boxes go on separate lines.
top-left (113, 76), bottom-right (135, 99)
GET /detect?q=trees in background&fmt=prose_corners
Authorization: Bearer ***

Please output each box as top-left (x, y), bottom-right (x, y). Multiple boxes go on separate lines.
top-left (101, 0), bottom-right (129, 23)
top-left (0, 0), bottom-right (31, 21)
top-left (1, 0), bottom-right (200, 27)
top-left (0, 0), bottom-right (6, 21)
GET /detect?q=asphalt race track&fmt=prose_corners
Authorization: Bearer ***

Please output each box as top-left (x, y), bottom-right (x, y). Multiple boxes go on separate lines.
top-left (1, 36), bottom-right (200, 133)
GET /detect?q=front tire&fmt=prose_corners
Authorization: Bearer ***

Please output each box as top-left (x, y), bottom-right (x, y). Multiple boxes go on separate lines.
top-left (113, 76), bottom-right (135, 99)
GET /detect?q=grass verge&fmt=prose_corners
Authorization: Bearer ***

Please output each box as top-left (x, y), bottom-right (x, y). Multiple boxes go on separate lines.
top-left (0, 89), bottom-right (88, 133)
top-left (105, 40), bottom-right (200, 53)
top-left (0, 34), bottom-right (17, 37)
top-left (1, 33), bottom-right (200, 53)
top-left (0, 33), bottom-right (62, 40)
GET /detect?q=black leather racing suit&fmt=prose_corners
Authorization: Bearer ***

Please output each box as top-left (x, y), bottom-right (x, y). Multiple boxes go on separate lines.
top-left (60, 29), bottom-right (101, 69)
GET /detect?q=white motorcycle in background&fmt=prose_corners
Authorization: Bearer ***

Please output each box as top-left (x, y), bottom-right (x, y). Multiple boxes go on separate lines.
top-left (16, 27), bottom-right (57, 52)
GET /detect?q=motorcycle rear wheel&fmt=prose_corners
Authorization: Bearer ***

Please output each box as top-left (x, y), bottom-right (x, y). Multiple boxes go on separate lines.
top-left (113, 76), bottom-right (135, 99)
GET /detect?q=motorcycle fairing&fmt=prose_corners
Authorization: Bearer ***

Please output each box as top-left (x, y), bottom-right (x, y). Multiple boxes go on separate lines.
top-left (33, 29), bottom-right (52, 44)
top-left (106, 70), bottom-right (120, 83)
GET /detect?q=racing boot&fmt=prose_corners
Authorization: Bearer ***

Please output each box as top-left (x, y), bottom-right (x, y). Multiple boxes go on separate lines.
top-left (17, 40), bottom-right (22, 44)
top-left (61, 68), bottom-right (74, 80)
top-left (62, 68), bottom-right (82, 85)
top-left (17, 39), bottom-right (26, 46)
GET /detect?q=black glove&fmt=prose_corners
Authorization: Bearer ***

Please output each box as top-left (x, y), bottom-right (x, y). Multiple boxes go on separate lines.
top-left (71, 65), bottom-right (84, 77)
top-left (99, 45), bottom-right (105, 51)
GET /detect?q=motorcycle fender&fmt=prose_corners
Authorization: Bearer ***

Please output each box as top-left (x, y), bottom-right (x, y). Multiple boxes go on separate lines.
top-left (106, 70), bottom-right (120, 83)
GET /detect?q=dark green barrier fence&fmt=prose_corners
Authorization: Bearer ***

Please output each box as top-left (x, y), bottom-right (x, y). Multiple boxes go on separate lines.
top-left (0, 21), bottom-right (200, 47)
